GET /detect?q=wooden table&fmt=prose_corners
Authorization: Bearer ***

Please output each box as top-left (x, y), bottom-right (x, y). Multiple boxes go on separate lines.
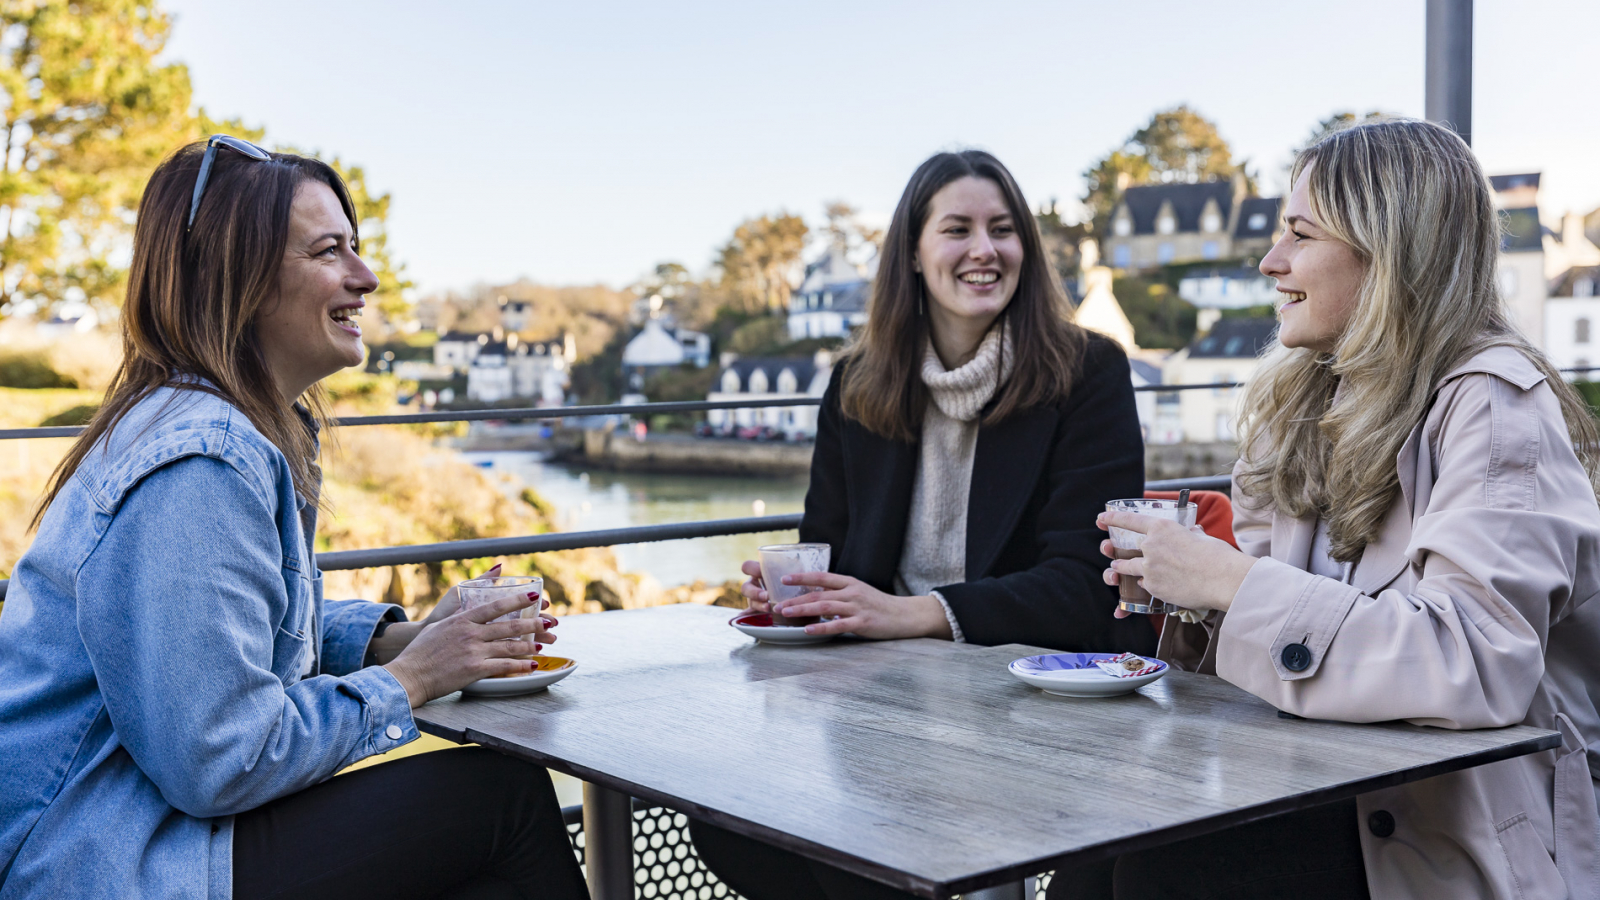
top-left (415, 604), bottom-right (1559, 900)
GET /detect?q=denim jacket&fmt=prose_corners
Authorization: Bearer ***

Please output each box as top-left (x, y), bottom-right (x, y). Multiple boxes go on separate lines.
top-left (0, 386), bottom-right (418, 899)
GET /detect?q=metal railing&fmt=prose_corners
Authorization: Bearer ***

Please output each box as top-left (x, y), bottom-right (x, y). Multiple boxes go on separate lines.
top-left (0, 393), bottom-right (1237, 601)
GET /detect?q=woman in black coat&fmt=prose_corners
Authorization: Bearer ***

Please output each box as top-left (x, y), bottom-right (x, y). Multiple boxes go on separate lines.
top-left (691, 150), bottom-right (1151, 900)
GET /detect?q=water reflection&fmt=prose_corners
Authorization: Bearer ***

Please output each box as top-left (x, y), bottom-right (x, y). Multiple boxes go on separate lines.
top-left (461, 451), bottom-right (809, 587)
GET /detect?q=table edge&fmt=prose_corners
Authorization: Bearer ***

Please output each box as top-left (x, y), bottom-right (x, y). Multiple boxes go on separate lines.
top-left (415, 718), bottom-right (1557, 899)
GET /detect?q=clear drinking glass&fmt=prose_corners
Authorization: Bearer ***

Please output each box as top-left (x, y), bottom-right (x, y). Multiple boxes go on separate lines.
top-left (457, 575), bottom-right (543, 678)
top-left (757, 543), bottom-right (831, 626)
top-left (457, 575), bottom-right (543, 631)
top-left (1105, 499), bottom-right (1197, 615)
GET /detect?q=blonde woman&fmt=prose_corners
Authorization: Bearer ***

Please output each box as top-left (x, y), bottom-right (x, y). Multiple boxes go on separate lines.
top-left (1086, 120), bottom-right (1600, 899)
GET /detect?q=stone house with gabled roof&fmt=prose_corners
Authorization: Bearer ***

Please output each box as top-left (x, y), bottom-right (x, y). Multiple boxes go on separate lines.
top-left (1102, 173), bottom-right (1281, 271)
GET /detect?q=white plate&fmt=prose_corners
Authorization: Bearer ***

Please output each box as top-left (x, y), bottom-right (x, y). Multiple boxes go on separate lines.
top-left (1008, 653), bottom-right (1168, 698)
top-left (729, 613), bottom-right (836, 646)
top-left (461, 658), bottom-right (578, 697)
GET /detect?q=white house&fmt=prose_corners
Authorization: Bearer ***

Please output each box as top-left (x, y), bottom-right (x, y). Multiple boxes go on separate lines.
top-left (466, 334), bottom-right (569, 405)
top-left (434, 331), bottom-right (489, 370)
top-left (1074, 254), bottom-right (1137, 353)
top-left (705, 351), bottom-right (833, 438)
top-left (1546, 266), bottom-right (1600, 377)
top-left (788, 245), bottom-right (871, 340)
top-left (620, 319), bottom-right (711, 394)
top-left (1156, 318), bottom-right (1276, 443)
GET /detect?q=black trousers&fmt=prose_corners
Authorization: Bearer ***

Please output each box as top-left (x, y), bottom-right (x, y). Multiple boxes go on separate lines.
top-left (233, 746), bottom-right (589, 900)
top-left (690, 799), bottom-right (1369, 900)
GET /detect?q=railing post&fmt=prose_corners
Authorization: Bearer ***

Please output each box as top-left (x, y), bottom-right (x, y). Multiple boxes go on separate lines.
top-left (583, 781), bottom-right (635, 900)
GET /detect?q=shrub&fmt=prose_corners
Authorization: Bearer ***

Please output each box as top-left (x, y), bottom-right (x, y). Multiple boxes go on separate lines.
top-left (0, 351), bottom-right (76, 389)
top-left (39, 405), bottom-right (99, 427)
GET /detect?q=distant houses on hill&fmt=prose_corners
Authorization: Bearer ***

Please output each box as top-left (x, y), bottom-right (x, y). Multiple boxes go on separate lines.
top-left (704, 352), bottom-right (833, 439)
top-left (1102, 175), bottom-right (1281, 270)
top-left (788, 245), bottom-right (871, 340)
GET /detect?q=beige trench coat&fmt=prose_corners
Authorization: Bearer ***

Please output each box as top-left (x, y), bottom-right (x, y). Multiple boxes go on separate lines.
top-left (1159, 346), bottom-right (1600, 899)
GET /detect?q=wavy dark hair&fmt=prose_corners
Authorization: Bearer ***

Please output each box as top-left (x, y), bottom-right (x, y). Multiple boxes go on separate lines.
top-left (33, 141), bottom-right (359, 527)
top-left (840, 150), bottom-right (1086, 441)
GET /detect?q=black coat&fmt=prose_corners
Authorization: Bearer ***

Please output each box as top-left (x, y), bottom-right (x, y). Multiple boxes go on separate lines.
top-left (799, 333), bottom-right (1156, 655)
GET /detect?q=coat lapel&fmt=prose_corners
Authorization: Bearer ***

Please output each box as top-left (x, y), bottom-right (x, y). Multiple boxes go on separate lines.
top-left (839, 421), bottom-right (918, 591)
top-left (966, 405), bottom-right (1059, 579)
top-left (1352, 419), bottom-right (1423, 594)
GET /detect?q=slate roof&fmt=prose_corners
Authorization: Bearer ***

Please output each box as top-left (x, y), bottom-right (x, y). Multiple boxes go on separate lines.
top-left (718, 356), bottom-right (819, 393)
top-left (438, 331), bottom-right (490, 344)
top-left (1187, 318), bottom-right (1277, 359)
top-left (1117, 181), bottom-right (1236, 235)
top-left (1128, 358), bottom-right (1162, 385)
top-left (1551, 265), bottom-right (1600, 298)
top-left (1234, 197), bottom-right (1281, 239)
top-left (1490, 173), bottom-right (1541, 193)
top-left (793, 280), bottom-right (871, 314)
top-left (1499, 207), bottom-right (1543, 253)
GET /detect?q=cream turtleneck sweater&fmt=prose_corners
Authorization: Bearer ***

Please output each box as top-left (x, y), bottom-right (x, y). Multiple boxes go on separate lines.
top-left (894, 326), bottom-right (1014, 640)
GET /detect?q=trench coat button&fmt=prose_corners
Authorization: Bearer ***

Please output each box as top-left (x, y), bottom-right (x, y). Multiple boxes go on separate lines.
top-left (1280, 643), bottom-right (1313, 672)
top-left (385, 725), bottom-right (403, 741)
top-left (1368, 810), bottom-right (1396, 838)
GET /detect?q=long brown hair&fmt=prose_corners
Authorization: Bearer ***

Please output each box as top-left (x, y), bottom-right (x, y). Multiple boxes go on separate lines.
top-left (32, 141), bottom-right (361, 527)
top-left (1235, 120), bottom-right (1600, 560)
top-left (840, 150), bottom-right (1086, 441)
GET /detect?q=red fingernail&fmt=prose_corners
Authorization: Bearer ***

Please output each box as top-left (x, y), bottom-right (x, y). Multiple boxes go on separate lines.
top-left (487, 563), bottom-right (502, 575)
top-left (535, 644), bottom-right (543, 652)
top-left (527, 591), bottom-right (540, 600)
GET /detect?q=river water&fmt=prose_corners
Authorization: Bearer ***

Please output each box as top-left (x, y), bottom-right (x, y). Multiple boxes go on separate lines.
top-left (459, 451), bottom-right (810, 586)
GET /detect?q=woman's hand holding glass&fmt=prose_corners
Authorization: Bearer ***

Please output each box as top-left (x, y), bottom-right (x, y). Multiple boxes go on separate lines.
top-left (382, 593), bottom-right (556, 707)
top-left (1096, 510), bottom-right (1258, 618)
top-left (740, 561), bottom-right (953, 640)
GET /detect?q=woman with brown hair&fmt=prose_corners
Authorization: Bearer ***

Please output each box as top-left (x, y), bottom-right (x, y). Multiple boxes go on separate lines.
top-left (0, 137), bottom-right (587, 899)
top-left (1087, 120), bottom-right (1600, 898)
top-left (691, 149), bottom-right (1150, 900)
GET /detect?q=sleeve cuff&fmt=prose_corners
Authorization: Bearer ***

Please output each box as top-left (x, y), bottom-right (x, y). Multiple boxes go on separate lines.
top-left (929, 590), bottom-right (966, 643)
top-left (1218, 557), bottom-right (1363, 683)
top-left (341, 664), bottom-right (419, 755)
top-left (322, 599), bottom-right (407, 677)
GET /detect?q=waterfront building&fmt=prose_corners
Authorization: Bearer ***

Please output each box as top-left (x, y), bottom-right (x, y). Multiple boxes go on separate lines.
top-left (1101, 174), bottom-right (1281, 271)
top-left (1492, 174), bottom-right (1550, 348)
top-left (465, 332), bottom-right (570, 405)
top-left (434, 331), bottom-right (490, 369)
top-left (1155, 317), bottom-right (1276, 444)
top-left (704, 351), bottom-right (833, 438)
top-left (620, 318), bottom-right (711, 393)
top-left (1545, 265), bottom-right (1600, 377)
top-left (788, 244), bottom-right (870, 340)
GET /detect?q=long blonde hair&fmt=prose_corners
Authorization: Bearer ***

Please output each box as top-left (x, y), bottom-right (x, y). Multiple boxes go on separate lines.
top-left (1236, 120), bottom-right (1600, 561)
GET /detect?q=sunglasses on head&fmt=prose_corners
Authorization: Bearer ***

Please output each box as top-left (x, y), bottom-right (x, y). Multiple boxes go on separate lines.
top-left (187, 134), bottom-right (273, 231)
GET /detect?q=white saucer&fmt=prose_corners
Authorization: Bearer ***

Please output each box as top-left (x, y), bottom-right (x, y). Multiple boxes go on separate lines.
top-left (729, 612), bottom-right (836, 646)
top-left (461, 657), bottom-right (578, 697)
top-left (1008, 653), bottom-right (1168, 698)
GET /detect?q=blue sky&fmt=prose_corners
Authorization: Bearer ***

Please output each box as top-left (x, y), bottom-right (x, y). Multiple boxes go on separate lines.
top-left (160, 0), bottom-right (1600, 294)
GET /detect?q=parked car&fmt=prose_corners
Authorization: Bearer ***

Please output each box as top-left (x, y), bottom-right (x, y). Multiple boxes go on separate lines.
top-left (736, 424), bottom-right (780, 441)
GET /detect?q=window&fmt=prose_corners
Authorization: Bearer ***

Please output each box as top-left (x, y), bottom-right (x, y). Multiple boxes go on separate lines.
top-left (1577, 358), bottom-right (1591, 374)
top-left (1113, 214), bottom-right (1132, 237)
top-left (1202, 241), bottom-right (1219, 260)
top-left (1248, 213), bottom-right (1268, 231)
top-left (721, 369), bottom-right (741, 393)
top-left (776, 368), bottom-right (798, 394)
top-left (1577, 278), bottom-right (1595, 298)
top-left (1577, 318), bottom-right (1591, 345)
top-left (1113, 245), bottom-right (1131, 268)
top-left (1157, 243), bottom-right (1174, 264)
top-left (748, 369), bottom-right (768, 393)
top-left (1156, 216), bottom-right (1175, 235)
top-left (1201, 211), bottom-right (1221, 233)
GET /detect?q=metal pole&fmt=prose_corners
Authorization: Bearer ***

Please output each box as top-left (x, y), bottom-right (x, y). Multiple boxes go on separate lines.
top-left (1425, 0), bottom-right (1473, 145)
top-left (583, 782), bottom-right (635, 900)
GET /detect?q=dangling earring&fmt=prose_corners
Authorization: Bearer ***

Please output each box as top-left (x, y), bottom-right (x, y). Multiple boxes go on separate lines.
top-left (918, 287), bottom-right (924, 317)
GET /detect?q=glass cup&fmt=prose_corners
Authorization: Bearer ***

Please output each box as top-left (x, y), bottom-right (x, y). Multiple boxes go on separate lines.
top-left (757, 543), bottom-right (831, 626)
top-left (1105, 499), bottom-right (1197, 616)
top-left (457, 575), bottom-right (543, 676)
